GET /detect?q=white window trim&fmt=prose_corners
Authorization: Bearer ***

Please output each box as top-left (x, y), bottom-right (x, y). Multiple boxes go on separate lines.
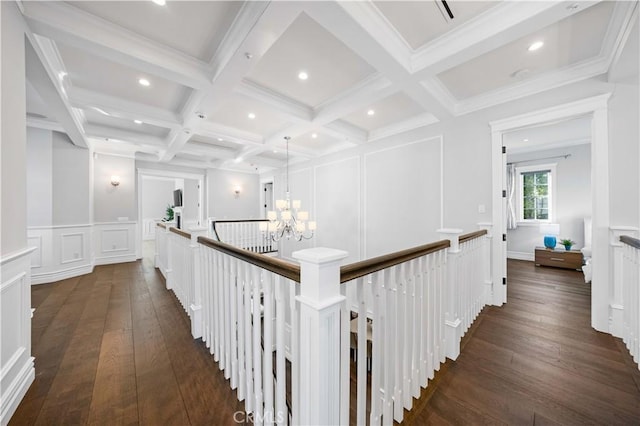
top-left (515, 163), bottom-right (557, 225)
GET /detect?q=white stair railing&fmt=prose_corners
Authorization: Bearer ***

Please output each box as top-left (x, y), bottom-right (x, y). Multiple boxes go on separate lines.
top-left (211, 219), bottom-right (276, 254)
top-left (199, 237), bottom-right (300, 425)
top-left (155, 225), bottom-right (492, 424)
top-left (621, 235), bottom-right (640, 367)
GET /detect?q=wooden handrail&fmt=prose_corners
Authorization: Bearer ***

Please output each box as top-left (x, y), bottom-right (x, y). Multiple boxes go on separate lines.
top-left (170, 227), bottom-right (191, 240)
top-left (459, 229), bottom-right (488, 244)
top-left (212, 219), bottom-right (270, 223)
top-left (340, 240), bottom-right (451, 284)
top-left (157, 222), bottom-right (167, 229)
top-left (198, 236), bottom-right (301, 282)
top-left (620, 235), bottom-right (640, 250)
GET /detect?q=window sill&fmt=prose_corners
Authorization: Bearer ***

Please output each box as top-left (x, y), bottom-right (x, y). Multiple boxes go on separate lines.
top-left (516, 221), bottom-right (552, 227)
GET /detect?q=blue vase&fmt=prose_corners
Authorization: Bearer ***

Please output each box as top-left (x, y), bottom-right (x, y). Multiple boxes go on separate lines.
top-left (544, 236), bottom-right (556, 249)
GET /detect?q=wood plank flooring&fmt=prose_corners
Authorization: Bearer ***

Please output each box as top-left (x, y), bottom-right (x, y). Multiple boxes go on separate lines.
top-left (10, 245), bottom-right (247, 426)
top-left (10, 253), bottom-right (640, 425)
top-left (404, 260), bottom-right (640, 425)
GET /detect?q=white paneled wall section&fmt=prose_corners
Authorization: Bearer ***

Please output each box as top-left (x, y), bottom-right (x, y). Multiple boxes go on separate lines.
top-left (0, 248), bottom-right (36, 424)
top-left (93, 222), bottom-right (137, 266)
top-left (28, 224), bottom-right (93, 284)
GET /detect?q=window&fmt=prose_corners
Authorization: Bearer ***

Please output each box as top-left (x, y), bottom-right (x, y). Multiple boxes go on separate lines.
top-left (516, 164), bottom-right (555, 223)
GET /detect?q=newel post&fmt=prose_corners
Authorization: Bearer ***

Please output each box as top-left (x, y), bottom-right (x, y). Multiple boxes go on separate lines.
top-left (438, 228), bottom-right (463, 360)
top-left (292, 247), bottom-right (348, 426)
top-left (189, 226), bottom-right (208, 339)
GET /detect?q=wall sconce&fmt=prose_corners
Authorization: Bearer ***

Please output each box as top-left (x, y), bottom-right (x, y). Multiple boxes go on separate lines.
top-left (234, 185), bottom-right (241, 198)
top-left (110, 175), bottom-right (120, 186)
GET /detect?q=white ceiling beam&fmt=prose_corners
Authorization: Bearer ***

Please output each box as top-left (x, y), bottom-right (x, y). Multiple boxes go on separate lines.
top-left (84, 124), bottom-right (168, 148)
top-left (26, 116), bottom-right (65, 133)
top-left (304, 2), bottom-right (453, 121)
top-left (411, 1), bottom-right (601, 75)
top-left (163, 2), bottom-right (305, 161)
top-left (194, 121), bottom-right (263, 147)
top-left (237, 79), bottom-right (313, 122)
top-left (312, 73), bottom-right (395, 125)
top-left (25, 36), bottom-right (88, 148)
top-left (22, 1), bottom-right (211, 90)
top-left (323, 120), bottom-right (367, 145)
top-left (181, 142), bottom-right (236, 160)
top-left (67, 86), bottom-right (182, 130)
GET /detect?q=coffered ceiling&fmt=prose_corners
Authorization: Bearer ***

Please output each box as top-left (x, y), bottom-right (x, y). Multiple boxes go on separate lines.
top-left (21, 0), bottom-right (638, 173)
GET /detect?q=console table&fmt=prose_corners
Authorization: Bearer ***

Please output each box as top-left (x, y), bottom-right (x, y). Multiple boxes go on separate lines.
top-left (534, 247), bottom-right (583, 270)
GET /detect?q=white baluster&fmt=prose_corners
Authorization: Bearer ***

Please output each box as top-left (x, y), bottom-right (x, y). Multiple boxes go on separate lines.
top-left (275, 275), bottom-right (286, 425)
top-left (339, 283), bottom-right (350, 426)
top-left (356, 277), bottom-right (367, 425)
top-left (263, 273), bottom-right (274, 424)
top-left (252, 266), bottom-right (264, 426)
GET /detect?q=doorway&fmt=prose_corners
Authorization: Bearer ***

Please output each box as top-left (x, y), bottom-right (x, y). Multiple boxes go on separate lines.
top-left (489, 94), bottom-right (611, 333)
top-left (261, 179), bottom-right (274, 218)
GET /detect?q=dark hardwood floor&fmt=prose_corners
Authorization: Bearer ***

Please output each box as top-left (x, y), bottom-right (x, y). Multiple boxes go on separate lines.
top-left (10, 252), bottom-right (640, 425)
top-left (405, 260), bottom-right (640, 425)
top-left (10, 243), bottom-right (247, 426)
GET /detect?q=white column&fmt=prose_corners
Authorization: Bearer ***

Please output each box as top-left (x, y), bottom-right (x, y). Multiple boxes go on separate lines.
top-left (609, 226), bottom-right (639, 337)
top-left (437, 228), bottom-right (463, 360)
top-left (292, 247), bottom-right (348, 426)
top-left (478, 222), bottom-right (494, 305)
top-left (189, 226), bottom-right (208, 339)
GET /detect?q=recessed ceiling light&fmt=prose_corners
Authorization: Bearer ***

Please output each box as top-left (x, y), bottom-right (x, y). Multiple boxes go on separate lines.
top-left (528, 41), bottom-right (544, 52)
top-left (298, 71), bottom-right (308, 80)
top-left (138, 78), bottom-right (150, 87)
top-left (367, 109), bottom-right (375, 116)
top-left (234, 157), bottom-right (243, 163)
top-left (248, 113), bottom-right (256, 119)
top-left (218, 138), bottom-right (223, 141)
top-left (273, 150), bottom-right (278, 153)
top-left (152, 0), bottom-right (166, 5)
top-left (134, 120), bottom-right (142, 124)
top-left (311, 133), bottom-right (318, 139)
top-left (524, 138), bottom-right (529, 142)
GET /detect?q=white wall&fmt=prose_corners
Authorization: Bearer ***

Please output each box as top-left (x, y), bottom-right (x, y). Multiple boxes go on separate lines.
top-left (1, 3), bottom-right (35, 425)
top-left (506, 144), bottom-right (591, 259)
top-left (26, 128), bottom-right (52, 227)
top-left (94, 154), bottom-right (136, 222)
top-left (141, 177), bottom-right (174, 220)
top-left (266, 136), bottom-right (443, 262)
top-left (207, 169), bottom-right (260, 220)
top-left (183, 178), bottom-right (200, 224)
top-left (608, 83), bottom-right (639, 228)
top-left (52, 132), bottom-right (90, 225)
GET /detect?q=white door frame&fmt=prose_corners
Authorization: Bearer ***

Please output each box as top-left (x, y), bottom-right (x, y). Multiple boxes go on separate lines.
top-left (136, 168), bottom-right (205, 259)
top-left (489, 93), bottom-right (611, 332)
top-left (260, 176), bottom-right (275, 219)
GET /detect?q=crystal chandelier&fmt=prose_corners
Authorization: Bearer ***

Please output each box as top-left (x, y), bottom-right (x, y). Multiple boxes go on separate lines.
top-left (260, 136), bottom-right (316, 242)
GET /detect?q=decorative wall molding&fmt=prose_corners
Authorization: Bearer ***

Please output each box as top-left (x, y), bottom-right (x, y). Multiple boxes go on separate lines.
top-left (28, 225), bottom-right (92, 285)
top-left (0, 249), bottom-right (35, 425)
top-left (94, 222), bottom-right (136, 266)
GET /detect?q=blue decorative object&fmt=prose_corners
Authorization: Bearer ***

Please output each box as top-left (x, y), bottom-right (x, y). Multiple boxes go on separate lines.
top-left (544, 235), bottom-right (557, 249)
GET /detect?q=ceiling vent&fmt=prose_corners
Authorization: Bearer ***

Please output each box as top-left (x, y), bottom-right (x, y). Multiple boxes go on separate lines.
top-left (435, 0), bottom-right (455, 22)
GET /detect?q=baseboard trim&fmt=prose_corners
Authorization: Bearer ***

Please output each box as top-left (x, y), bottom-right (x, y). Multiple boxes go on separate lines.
top-left (94, 253), bottom-right (137, 266)
top-left (507, 251), bottom-right (534, 261)
top-left (0, 356), bottom-right (34, 425)
top-left (31, 263), bottom-right (94, 285)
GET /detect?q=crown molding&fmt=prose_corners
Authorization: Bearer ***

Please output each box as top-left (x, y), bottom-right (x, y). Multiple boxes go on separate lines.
top-left (26, 116), bottom-right (65, 133)
top-left (368, 113), bottom-right (440, 143)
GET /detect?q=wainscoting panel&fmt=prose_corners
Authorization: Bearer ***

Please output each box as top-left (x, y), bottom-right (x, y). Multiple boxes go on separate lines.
top-left (94, 222), bottom-right (137, 265)
top-left (61, 233), bottom-right (84, 264)
top-left (0, 248), bottom-right (35, 425)
top-left (28, 225), bottom-right (92, 285)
